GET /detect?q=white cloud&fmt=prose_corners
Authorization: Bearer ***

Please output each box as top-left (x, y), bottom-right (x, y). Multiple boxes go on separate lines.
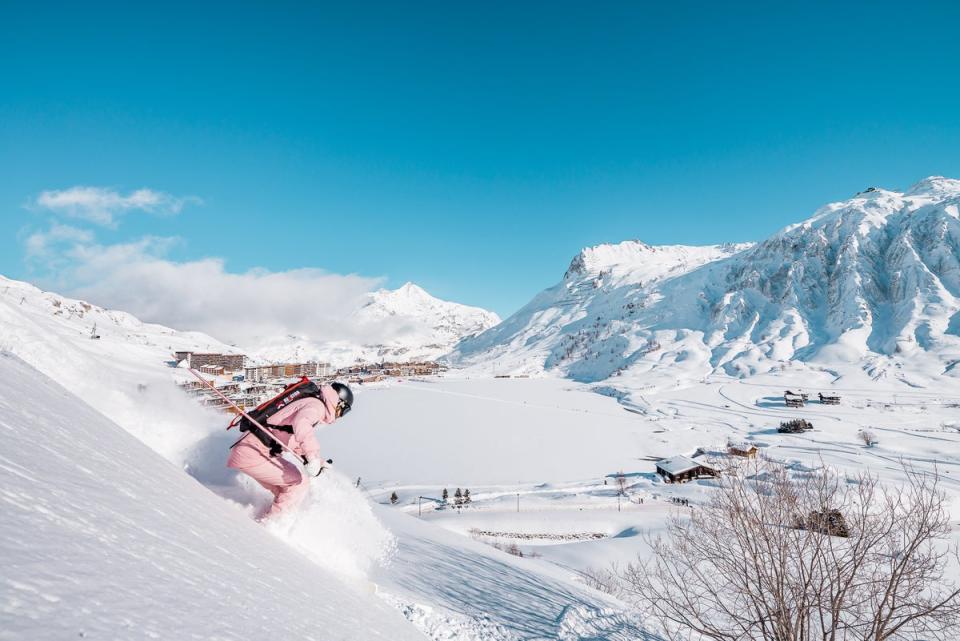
top-left (24, 223), bottom-right (94, 258)
top-left (33, 186), bottom-right (198, 226)
top-left (45, 235), bottom-right (387, 347)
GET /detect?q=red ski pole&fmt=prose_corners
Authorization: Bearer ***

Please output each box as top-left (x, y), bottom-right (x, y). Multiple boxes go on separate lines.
top-left (186, 367), bottom-right (300, 459)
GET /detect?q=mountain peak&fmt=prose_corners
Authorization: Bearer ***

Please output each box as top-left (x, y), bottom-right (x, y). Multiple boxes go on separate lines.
top-left (785, 176), bottom-right (960, 237)
top-left (391, 282), bottom-right (431, 299)
top-left (905, 176), bottom-right (960, 198)
top-left (253, 281), bottom-right (500, 365)
top-left (564, 239), bottom-right (751, 283)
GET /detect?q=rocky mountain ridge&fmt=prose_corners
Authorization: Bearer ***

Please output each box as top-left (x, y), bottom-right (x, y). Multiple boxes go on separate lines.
top-left (450, 177), bottom-right (960, 388)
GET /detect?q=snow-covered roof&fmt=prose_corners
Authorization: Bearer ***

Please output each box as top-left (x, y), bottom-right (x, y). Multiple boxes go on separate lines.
top-left (656, 455), bottom-right (712, 475)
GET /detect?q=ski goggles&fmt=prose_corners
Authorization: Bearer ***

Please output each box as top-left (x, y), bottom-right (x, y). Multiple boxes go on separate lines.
top-left (336, 401), bottom-right (352, 418)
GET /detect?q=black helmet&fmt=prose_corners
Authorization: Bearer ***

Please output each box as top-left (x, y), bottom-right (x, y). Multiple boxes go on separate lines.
top-left (330, 382), bottom-right (354, 417)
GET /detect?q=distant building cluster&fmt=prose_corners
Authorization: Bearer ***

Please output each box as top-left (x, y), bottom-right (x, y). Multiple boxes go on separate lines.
top-left (244, 362), bottom-right (334, 382)
top-left (175, 351), bottom-right (334, 381)
top-left (177, 379), bottom-right (279, 411)
top-left (173, 351), bottom-right (448, 413)
top-left (338, 361), bottom-right (446, 383)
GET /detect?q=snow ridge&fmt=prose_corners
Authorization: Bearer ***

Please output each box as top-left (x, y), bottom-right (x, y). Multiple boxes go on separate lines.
top-left (450, 176), bottom-right (960, 386)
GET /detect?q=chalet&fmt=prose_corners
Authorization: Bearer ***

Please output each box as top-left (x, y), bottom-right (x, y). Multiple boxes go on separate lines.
top-left (727, 443), bottom-right (759, 458)
top-left (655, 456), bottom-right (717, 483)
top-left (784, 391), bottom-right (806, 408)
top-left (818, 392), bottom-right (841, 405)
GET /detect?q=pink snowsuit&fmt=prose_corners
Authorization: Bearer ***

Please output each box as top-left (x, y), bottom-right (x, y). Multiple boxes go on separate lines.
top-left (227, 385), bottom-right (340, 519)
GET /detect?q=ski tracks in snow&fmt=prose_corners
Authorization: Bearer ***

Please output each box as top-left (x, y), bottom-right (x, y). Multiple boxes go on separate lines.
top-left (381, 596), bottom-right (655, 641)
top-left (372, 508), bottom-right (655, 641)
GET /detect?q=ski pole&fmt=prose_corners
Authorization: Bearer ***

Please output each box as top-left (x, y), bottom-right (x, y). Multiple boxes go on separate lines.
top-left (186, 367), bottom-right (301, 460)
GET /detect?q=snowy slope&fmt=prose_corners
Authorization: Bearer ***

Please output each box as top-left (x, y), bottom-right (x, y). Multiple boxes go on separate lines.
top-left (0, 353), bottom-right (424, 641)
top-left (0, 274), bottom-right (246, 459)
top-left (451, 177), bottom-right (960, 387)
top-left (373, 507), bottom-right (652, 641)
top-left (251, 282), bottom-right (500, 365)
top-left (0, 278), bottom-right (652, 640)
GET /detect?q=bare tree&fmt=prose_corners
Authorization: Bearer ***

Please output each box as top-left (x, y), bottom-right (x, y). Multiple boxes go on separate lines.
top-left (618, 460), bottom-right (960, 641)
top-left (580, 564), bottom-right (624, 598)
top-left (615, 470), bottom-right (629, 496)
top-left (859, 429), bottom-right (879, 447)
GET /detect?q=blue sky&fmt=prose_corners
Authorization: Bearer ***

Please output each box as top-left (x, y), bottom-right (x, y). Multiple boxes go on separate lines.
top-left (2, 1), bottom-right (959, 319)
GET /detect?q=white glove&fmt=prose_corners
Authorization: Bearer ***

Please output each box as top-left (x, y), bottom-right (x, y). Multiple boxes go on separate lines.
top-left (303, 458), bottom-right (325, 477)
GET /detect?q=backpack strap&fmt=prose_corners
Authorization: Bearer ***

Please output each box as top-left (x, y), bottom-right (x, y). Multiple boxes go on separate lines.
top-left (237, 421), bottom-right (294, 457)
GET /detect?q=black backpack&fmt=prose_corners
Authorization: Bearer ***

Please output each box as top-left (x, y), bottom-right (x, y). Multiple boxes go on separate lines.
top-left (228, 377), bottom-right (323, 456)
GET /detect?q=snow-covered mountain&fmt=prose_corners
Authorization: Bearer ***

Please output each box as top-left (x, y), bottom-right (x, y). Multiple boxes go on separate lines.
top-left (251, 282), bottom-right (500, 365)
top-left (0, 273), bottom-right (236, 355)
top-left (451, 176), bottom-right (960, 387)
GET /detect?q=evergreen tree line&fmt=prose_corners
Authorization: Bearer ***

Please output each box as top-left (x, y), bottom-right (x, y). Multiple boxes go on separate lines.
top-left (388, 487), bottom-right (473, 507)
top-left (442, 487), bottom-right (472, 508)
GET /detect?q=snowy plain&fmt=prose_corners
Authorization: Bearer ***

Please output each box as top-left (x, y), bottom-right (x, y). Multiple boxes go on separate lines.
top-left (329, 365), bottom-right (960, 578)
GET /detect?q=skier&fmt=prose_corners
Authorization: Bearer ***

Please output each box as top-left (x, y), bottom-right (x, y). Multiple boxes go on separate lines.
top-left (227, 381), bottom-right (353, 519)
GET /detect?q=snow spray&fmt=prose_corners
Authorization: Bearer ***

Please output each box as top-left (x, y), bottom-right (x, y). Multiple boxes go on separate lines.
top-left (266, 468), bottom-right (397, 580)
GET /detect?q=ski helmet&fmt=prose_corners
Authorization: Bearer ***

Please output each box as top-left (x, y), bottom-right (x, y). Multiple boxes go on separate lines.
top-left (331, 382), bottom-right (354, 417)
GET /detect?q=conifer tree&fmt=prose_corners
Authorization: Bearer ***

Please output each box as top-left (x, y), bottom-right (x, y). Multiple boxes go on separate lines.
top-left (463, 488), bottom-right (472, 506)
top-left (390, 491), bottom-right (399, 505)
top-left (441, 488), bottom-right (449, 508)
top-left (454, 488), bottom-right (463, 507)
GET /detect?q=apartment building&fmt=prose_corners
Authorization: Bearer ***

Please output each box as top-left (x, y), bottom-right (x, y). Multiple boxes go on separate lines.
top-left (175, 352), bottom-right (246, 372)
top-left (243, 362), bottom-right (333, 382)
